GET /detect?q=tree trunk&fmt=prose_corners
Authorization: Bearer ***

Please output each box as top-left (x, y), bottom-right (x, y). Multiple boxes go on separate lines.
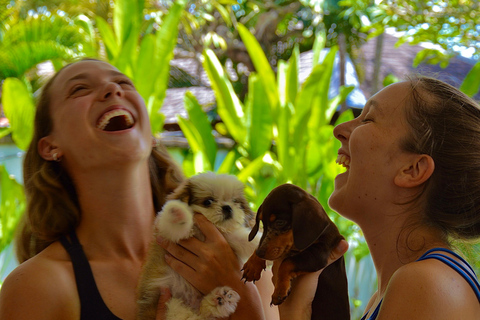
top-left (371, 32), bottom-right (384, 96)
top-left (338, 33), bottom-right (347, 113)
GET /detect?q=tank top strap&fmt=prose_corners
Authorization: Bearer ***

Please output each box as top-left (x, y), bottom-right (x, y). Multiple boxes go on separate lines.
top-left (417, 247), bottom-right (480, 302)
top-left (60, 231), bottom-right (122, 320)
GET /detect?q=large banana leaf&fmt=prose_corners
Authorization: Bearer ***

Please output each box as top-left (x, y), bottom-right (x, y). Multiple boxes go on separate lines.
top-left (1, 78), bottom-right (35, 150)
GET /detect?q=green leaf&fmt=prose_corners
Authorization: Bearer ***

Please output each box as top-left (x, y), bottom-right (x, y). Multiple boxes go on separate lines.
top-left (285, 45), bottom-right (299, 106)
top-left (312, 29), bottom-right (326, 68)
top-left (0, 127), bottom-right (12, 140)
top-left (217, 150), bottom-right (238, 174)
top-left (334, 109), bottom-right (355, 125)
top-left (326, 85), bottom-right (355, 121)
top-left (202, 49), bottom-right (246, 145)
top-left (0, 165), bottom-right (25, 253)
top-left (237, 24), bottom-right (278, 114)
top-left (2, 78), bottom-right (35, 150)
top-left (95, 16), bottom-right (119, 60)
top-left (0, 41), bottom-right (78, 79)
top-left (183, 92), bottom-right (217, 168)
top-left (460, 61), bottom-right (480, 97)
top-left (177, 117), bottom-right (212, 173)
top-left (245, 74), bottom-right (273, 159)
top-left (135, 34), bottom-right (156, 99)
top-left (113, 0), bottom-right (143, 48)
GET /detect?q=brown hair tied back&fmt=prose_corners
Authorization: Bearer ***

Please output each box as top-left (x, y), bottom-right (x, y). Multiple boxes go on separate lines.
top-left (402, 75), bottom-right (480, 241)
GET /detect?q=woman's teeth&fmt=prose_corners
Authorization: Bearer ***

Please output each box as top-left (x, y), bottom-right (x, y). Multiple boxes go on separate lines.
top-left (336, 154), bottom-right (350, 169)
top-left (96, 109), bottom-right (134, 131)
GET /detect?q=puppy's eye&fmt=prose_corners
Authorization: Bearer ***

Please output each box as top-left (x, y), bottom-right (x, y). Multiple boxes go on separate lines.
top-left (274, 220), bottom-right (287, 227)
top-left (203, 198), bottom-right (214, 207)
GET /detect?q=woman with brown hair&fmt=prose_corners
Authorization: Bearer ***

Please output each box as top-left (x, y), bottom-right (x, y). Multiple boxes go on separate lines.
top-left (0, 59), bottom-right (288, 320)
top-left (330, 76), bottom-right (480, 319)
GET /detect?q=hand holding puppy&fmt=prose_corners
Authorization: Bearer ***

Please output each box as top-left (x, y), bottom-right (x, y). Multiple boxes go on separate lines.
top-left (242, 184), bottom-right (350, 319)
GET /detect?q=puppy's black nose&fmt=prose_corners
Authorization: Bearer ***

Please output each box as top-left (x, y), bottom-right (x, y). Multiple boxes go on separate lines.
top-left (222, 205), bottom-right (233, 219)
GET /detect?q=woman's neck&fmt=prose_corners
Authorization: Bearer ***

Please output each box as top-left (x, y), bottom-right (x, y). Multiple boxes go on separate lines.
top-left (73, 161), bottom-right (156, 261)
top-left (362, 213), bottom-right (448, 296)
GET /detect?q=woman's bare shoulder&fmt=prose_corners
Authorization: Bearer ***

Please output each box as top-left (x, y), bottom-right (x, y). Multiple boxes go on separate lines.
top-left (378, 258), bottom-right (480, 319)
top-left (0, 241), bottom-right (79, 319)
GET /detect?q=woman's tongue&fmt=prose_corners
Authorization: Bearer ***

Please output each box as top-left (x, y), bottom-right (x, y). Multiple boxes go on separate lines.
top-left (96, 109), bottom-right (134, 131)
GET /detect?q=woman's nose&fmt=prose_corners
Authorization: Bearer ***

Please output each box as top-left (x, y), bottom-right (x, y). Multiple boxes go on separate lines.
top-left (333, 120), bottom-right (351, 142)
top-left (101, 82), bottom-right (124, 100)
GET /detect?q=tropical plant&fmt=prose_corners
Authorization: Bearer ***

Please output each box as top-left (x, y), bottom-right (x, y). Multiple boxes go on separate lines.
top-left (95, 0), bottom-right (188, 134)
top-left (0, 11), bottom-right (96, 84)
top-left (176, 23), bottom-right (379, 314)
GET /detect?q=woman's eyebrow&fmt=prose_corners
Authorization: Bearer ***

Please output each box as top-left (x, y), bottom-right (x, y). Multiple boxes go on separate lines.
top-left (66, 73), bottom-right (90, 84)
top-left (66, 70), bottom-right (126, 84)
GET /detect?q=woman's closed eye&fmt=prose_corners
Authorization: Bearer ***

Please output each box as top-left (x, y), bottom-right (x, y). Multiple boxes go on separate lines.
top-left (116, 78), bottom-right (135, 88)
top-left (69, 85), bottom-right (89, 96)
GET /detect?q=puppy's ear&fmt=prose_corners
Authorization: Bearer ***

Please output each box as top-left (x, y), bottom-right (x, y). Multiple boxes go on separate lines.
top-left (167, 180), bottom-right (192, 203)
top-left (240, 197), bottom-right (256, 228)
top-left (292, 197), bottom-right (329, 250)
top-left (248, 205), bottom-right (263, 242)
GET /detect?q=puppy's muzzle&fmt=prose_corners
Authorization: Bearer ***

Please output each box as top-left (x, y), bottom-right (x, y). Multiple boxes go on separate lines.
top-left (222, 205), bottom-right (233, 219)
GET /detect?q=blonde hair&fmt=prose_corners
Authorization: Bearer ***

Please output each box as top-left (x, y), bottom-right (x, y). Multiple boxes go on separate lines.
top-left (16, 59), bottom-right (184, 262)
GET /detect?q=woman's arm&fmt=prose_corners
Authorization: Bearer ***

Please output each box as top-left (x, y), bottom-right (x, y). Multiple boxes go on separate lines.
top-left (0, 256), bottom-right (78, 320)
top-left (377, 259), bottom-right (480, 320)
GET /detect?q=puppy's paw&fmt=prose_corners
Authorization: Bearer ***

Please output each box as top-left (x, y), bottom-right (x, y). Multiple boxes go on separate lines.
top-left (242, 254), bottom-right (266, 283)
top-left (155, 200), bottom-right (194, 242)
top-left (200, 286), bottom-right (240, 319)
top-left (270, 282), bottom-right (291, 306)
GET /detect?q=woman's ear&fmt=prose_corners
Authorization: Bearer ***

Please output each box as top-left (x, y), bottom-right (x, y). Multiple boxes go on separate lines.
top-left (394, 154), bottom-right (435, 188)
top-left (38, 136), bottom-right (61, 161)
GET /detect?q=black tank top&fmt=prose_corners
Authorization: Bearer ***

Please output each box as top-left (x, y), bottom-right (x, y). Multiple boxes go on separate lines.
top-left (60, 231), bottom-right (122, 320)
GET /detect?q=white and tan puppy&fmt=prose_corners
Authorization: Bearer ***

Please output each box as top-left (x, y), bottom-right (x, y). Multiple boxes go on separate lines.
top-left (136, 172), bottom-right (259, 320)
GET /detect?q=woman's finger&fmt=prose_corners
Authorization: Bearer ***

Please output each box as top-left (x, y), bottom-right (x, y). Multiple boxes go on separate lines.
top-left (155, 288), bottom-right (172, 320)
top-left (157, 238), bottom-right (201, 278)
top-left (328, 239), bottom-right (349, 263)
top-left (192, 213), bottom-right (225, 243)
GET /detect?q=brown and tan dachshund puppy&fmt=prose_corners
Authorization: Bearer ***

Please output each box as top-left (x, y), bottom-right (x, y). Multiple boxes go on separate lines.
top-left (242, 184), bottom-right (349, 319)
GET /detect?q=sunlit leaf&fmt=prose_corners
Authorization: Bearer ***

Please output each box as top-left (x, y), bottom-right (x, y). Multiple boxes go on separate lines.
top-left (2, 78), bottom-right (35, 150)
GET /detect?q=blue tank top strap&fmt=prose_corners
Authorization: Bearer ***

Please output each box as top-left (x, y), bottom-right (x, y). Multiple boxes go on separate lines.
top-left (417, 247), bottom-right (480, 302)
top-left (360, 299), bottom-right (382, 320)
top-left (361, 248), bottom-right (480, 320)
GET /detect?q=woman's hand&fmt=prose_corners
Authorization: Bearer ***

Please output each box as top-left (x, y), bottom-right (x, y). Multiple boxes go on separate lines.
top-left (277, 239), bottom-right (349, 320)
top-left (157, 213), bottom-right (243, 294)
top-left (155, 288), bottom-right (172, 320)
top-left (157, 213), bottom-right (266, 319)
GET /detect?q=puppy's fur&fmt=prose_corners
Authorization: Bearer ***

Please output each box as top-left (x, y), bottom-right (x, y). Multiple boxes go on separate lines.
top-left (137, 172), bottom-right (259, 320)
top-left (242, 184), bottom-right (349, 319)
